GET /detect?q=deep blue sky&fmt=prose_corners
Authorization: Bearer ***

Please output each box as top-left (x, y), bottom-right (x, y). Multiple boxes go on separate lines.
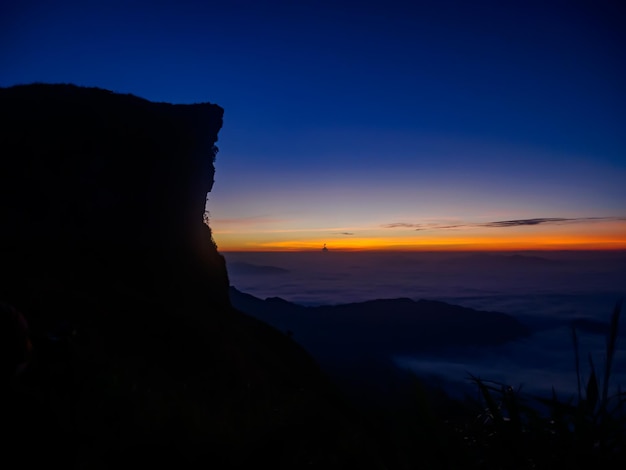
top-left (2, 0), bottom-right (625, 250)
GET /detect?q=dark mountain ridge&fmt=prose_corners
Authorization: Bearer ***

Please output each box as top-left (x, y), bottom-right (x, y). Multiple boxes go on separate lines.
top-left (230, 287), bottom-right (531, 360)
top-left (228, 261), bottom-right (291, 276)
top-left (442, 253), bottom-right (563, 267)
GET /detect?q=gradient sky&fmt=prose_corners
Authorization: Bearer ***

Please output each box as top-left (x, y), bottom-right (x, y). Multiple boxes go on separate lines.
top-left (2, 0), bottom-right (625, 250)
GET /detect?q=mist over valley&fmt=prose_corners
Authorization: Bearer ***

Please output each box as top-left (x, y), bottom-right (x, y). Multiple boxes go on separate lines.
top-left (225, 250), bottom-right (626, 398)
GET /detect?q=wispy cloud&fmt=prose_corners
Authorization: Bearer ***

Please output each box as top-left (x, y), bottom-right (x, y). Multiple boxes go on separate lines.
top-left (383, 217), bottom-right (626, 231)
top-left (483, 218), bottom-right (572, 228)
top-left (212, 216), bottom-right (286, 227)
top-left (383, 223), bottom-right (421, 228)
top-left (333, 232), bottom-right (355, 235)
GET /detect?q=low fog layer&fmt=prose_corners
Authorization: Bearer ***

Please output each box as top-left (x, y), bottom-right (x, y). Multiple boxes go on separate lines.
top-left (225, 251), bottom-right (626, 397)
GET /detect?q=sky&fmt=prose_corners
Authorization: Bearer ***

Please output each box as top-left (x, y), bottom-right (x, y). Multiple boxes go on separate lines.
top-left (2, 0), bottom-right (625, 251)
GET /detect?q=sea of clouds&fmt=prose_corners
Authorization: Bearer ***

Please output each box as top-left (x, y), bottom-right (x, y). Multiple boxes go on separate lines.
top-left (224, 250), bottom-right (626, 397)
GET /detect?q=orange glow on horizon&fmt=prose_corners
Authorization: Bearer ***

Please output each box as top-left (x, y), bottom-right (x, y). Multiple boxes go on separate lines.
top-left (215, 235), bottom-right (626, 252)
top-left (212, 218), bottom-right (626, 252)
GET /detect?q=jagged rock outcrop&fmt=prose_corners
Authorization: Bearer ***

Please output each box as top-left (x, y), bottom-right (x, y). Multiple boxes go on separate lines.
top-left (0, 83), bottom-right (229, 312)
top-left (0, 84), bottom-right (383, 469)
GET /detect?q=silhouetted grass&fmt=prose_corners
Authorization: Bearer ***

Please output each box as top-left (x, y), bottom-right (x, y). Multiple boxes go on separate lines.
top-left (463, 300), bottom-right (625, 469)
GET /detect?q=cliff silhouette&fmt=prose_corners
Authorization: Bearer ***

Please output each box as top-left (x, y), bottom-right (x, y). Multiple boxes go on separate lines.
top-left (0, 84), bottom-right (382, 468)
top-left (0, 83), bottom-right (228, 312)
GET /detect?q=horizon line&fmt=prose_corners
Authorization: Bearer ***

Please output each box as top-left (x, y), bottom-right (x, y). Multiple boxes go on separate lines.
top-left (218, 247), bottom-right (626, 253)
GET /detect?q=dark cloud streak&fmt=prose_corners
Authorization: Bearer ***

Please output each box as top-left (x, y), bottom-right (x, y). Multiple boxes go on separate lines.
top-left (383, 217), bottom-right (625, 231)
top-left (382, 223), bottom-right (420, 228)
top-left (483, 218), bottom-right (571, 228)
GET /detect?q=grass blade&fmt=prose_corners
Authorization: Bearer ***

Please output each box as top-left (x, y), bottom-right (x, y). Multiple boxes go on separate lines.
top-left (470, 375), bottom-right (504, 428)
top-left (601, 300), bottom-right (622, 415)
top-left (572, 324), bottom-right (582, 401)
top-left (586, 353), bottom-right (599, 414)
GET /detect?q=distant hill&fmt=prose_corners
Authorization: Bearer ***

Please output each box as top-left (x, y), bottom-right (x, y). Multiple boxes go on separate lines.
top-left (227, 261), bottom-right (290, 276)
top-left (230, 287), bottom-right (531, 362)
top-left (443, 253), bottom-right (563, 267)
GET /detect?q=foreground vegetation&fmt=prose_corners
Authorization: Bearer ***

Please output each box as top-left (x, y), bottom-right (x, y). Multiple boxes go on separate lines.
top-left (464, 300), bottom-right (624, 469)
top-left (364, 301), bottom-right (625, 469)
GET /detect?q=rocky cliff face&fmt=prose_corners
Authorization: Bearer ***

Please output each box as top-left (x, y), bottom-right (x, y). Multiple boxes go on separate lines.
top-left (0, 83), bottom-right (229, 311)
top-left (0, 84), bottom-right (382, 469)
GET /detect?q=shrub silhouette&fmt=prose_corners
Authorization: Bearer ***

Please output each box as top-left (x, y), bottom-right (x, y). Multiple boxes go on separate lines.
top-left (464, 300), bottom-right (625, 469)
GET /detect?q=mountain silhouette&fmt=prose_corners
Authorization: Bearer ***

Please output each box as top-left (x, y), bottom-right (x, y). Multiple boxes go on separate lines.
top-left (0, 83), bottom-right (384, 469)
top-left (443, 253), bottom-right (563, 267)
top-left (227, 261), bottom-right (291, 276)
top-left (229, 287), bottom-right (531, 359)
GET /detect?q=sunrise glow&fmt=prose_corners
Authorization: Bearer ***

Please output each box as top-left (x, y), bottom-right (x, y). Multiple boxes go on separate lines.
top-left (213, 219), bottom-right (626, 252)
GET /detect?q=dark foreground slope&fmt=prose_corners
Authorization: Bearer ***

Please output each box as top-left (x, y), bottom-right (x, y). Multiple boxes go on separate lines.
top-left (0, 84), bottom-right (382, 469)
